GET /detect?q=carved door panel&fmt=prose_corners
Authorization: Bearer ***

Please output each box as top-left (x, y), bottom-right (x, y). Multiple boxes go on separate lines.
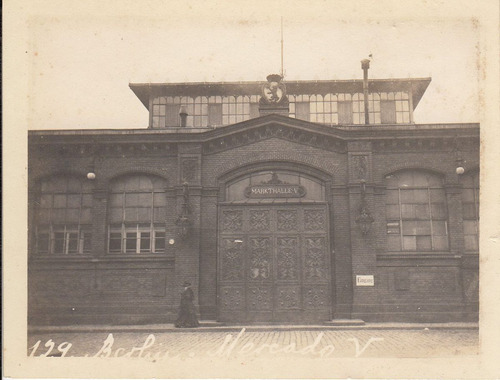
top-left (218, 205), bottom-right (331, 323)
top-left (246, 236), bottom-right (273, 321)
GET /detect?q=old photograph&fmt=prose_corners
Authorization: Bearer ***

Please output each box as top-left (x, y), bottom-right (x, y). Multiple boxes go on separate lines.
top-left (4, 0), bottom-right (500, 378)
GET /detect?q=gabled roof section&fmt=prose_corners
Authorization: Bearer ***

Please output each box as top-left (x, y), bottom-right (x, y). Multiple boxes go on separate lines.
top-left (129, 77), bottom-right (432, 111)
top-left (199, 114), bottom-right (348, 154)
top-left (203, 113), bottom-right (343, 138)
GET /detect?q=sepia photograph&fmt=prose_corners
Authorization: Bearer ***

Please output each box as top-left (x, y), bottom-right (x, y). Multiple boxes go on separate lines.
top-left (4, 0), bottom-right (500, 378)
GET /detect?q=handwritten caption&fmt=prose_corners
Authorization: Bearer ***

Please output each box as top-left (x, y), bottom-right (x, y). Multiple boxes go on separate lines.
top-left (29, 328), bottom-right (384, 360)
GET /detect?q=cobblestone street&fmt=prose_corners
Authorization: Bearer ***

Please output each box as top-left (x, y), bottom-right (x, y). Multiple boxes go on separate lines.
top-left (28, 327), bottom-right (478, 359)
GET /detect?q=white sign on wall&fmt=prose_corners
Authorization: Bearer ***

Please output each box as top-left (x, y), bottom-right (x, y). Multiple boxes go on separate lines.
top-left (356, 275), bottom-right (375, 286)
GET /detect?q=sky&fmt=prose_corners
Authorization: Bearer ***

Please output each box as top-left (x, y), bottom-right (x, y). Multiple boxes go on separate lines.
top-left (25, 3), bottom-right (481, 130)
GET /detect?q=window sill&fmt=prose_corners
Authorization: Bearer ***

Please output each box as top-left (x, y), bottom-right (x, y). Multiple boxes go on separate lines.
top-left (30, 254), bottom-right (175, 263)
top-left (377, 252), bottom-right (462, 260)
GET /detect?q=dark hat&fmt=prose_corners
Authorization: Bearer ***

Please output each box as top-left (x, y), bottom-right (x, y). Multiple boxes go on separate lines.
top-left (183, 281), bottom-right (191, 287)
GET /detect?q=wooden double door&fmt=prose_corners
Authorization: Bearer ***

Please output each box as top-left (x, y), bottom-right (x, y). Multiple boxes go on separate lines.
top-left (217, 204), bottom-right (332, 323)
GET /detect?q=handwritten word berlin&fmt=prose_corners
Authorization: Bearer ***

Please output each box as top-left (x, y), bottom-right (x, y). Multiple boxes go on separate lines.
top-left (29, 328), bottom-right (384, 359)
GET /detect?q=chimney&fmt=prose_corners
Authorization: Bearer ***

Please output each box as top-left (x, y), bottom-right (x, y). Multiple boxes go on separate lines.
top-left (361, 59), bottom-right (370, 125)
top-left (179, 105), bottom-right (188, 127)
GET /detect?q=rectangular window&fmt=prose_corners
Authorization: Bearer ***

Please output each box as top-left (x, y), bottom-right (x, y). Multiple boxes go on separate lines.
top-left (395, 99), bottom-right (410, 123)
top-left (295, 102), bottom-right (310, 121)
top-left (154, 231), bottom-right (166, 252)
top-left (208, 104), bottom-right (223, 126)
top-left (67, 232), bottom-right (79, 254)
top-left (81, 231), bottom-right (92, 253)
top-left (39, 226), bottom-right (92, 255)
top-left (380, 100), bottom-right (397, 124)
top-left (338, 101), bottom-right (353, 124)
top-left (37, 230), bottom-right (50, 254)
top-left (109, 231), bottom-right (122, 253)
top-left (125, 232), bottom-right (137, 253)
top-left (109, 226), bottom-right (166, 254)
top-left (165, 104), bottom-right (180, 126)
top-left (139, 231), bottom-right (151, 252)
top-left (352, 96), bottom-right (365, 124)
top-left (462, 172), bottom-right (479, 252)
top-left (53, 232), bottom-right (65, 254)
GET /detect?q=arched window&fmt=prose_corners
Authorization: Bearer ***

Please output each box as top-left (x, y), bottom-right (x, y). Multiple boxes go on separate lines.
top-left (462, 171), bottom-right (479, 252)
top-left (385, 170), bottom-right (449, 252)
top-left (35, 175), bottom-right (93, 255)
top-left (108, 175), bottom-right (167, 254)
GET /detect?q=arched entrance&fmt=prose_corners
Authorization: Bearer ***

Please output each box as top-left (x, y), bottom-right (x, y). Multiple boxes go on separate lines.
top-left (217, 169), bottom-right (332, 323)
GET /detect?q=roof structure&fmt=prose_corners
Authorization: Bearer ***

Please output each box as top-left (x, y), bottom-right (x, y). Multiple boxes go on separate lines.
top-left (129, 77), bottom-right (432, 111)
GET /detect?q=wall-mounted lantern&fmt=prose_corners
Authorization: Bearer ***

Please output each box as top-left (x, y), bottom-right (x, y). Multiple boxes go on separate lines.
top-left (86, 146), bottom-right (102, 180)
top-left (355, 180), bottom-right (374, 235)
top-left (175, 181), bottom-right (192, 239)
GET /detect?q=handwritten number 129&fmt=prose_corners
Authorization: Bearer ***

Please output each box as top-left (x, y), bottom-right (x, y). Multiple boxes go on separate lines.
top-left (29, 340), bottom-right (72, 357)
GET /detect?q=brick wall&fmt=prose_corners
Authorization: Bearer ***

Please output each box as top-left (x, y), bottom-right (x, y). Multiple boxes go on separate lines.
top-left (28, 124), bottom-right (479, 324)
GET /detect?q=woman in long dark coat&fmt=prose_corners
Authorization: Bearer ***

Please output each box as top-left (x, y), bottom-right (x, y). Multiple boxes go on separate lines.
top-left (174, 281), bottom-right (199, 328)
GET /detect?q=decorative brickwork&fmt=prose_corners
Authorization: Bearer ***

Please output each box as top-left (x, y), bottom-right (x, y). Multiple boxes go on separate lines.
top-left (28, 116), bottom-right (479, 324)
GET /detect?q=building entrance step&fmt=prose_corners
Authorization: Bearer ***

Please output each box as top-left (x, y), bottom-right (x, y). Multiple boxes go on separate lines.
top-left (324, 319), bottom-right (366, 326)
top-left (199, 320), bottom-right (225, 327)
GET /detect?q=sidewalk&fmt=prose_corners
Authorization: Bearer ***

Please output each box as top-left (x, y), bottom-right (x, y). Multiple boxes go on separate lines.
top-left (27, 323), bottom-right (479, 358)
top-left (28, 320), bottom-right (479, 333)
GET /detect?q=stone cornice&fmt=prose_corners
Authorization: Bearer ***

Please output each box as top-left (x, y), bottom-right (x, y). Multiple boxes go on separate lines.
top-left (372, 136), bottom-right (479, 153)
top-left (28, 117), bottom-right (479, 157)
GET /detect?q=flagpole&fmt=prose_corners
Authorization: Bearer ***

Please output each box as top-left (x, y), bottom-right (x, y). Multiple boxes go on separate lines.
top-left (280, 17), bottom-right (284, 78)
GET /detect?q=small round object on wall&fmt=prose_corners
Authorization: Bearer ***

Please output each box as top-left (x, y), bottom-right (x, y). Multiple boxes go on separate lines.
top-left (87, 172), bottom-right (96, 180)
top-left (169, 239), bottom-right (175, 245)
top-left (456, 167), bottom-right (465, 175)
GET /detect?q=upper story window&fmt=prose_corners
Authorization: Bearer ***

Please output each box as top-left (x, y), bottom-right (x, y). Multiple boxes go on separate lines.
top-left (295, 101), bottom-right (310, 121)
top-left (165, 104), bottom-right (180, 126)
top-left (208, 104), bottom-right (223, 126)
top-left (385, 170), bottom-right (449, 252)
top-left (152, 95), bottom-right (260, 128)
top-left (35, 176), bottom-right (93, 255)
top-left (462, 171), bottom-right (479, 252)
top-left (289, 92), bottom-right (410, 126)
top-left (379, 92), bottom-right (410, 124)
top-left (380, 100), bottom-right (397, 124)
top-left (338, 100), bottom-right (353, 124)
top-left (108, 175), bottom-right (167, 254)
top-left (151, 91), bottom-right (411, 128)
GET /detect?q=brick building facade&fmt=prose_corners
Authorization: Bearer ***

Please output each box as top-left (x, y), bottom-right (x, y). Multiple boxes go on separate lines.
top-left (28, 70), bottom-right (479, 325)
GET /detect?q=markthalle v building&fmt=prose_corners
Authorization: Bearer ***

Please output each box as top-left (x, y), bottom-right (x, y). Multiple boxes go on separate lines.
top-left (28, 62), bottom-right (479, 325)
